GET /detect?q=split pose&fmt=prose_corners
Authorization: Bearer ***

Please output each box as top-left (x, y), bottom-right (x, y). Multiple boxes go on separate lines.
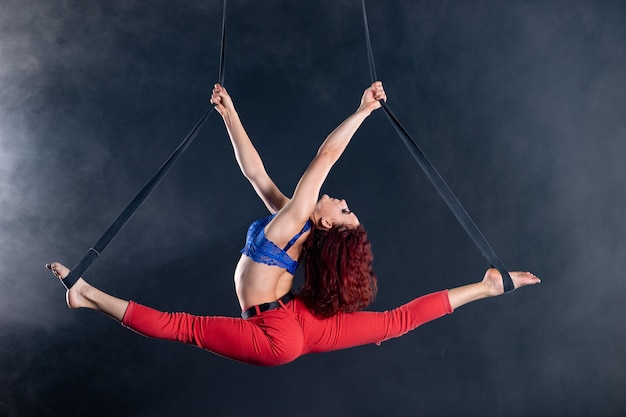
top-left (47, 82), bottom-right (540, 366)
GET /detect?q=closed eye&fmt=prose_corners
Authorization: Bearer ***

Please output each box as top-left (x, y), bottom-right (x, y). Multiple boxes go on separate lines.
top-left (342, 208), bottom-right (351, 215)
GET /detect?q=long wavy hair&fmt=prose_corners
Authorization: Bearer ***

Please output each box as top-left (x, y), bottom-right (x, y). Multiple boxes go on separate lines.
top-left (298, 223), bottom-right (377, 318)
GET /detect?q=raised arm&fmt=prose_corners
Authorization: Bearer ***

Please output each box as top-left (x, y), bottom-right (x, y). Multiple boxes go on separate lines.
top-left (211, 84), bottom-right (289, 213)
top-left (275, 82), bottom-right (386, 230)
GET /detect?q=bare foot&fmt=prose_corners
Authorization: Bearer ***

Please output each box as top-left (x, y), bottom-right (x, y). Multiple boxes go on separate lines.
top-left (482, 268), bottom-right (541, 296)
top-left (46, 262), bottom-right (93, 309)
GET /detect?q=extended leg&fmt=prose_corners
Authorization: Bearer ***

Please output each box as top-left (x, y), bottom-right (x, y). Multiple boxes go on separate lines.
top-left (46, 262), bottom-right (304, 366)
top-left (303, 290), bottom-right (453, 354)
top-left (121, 303), bottom-right (304, 366)
top-left (302, 268), bottom-right (540, 355)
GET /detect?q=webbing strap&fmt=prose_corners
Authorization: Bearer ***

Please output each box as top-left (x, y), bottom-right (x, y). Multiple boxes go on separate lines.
top-left (61, 0), bottom-right (229, 289)
top-left (218, 0), bottom-right (227, 86)
top-left (360, 0), bottom-right (514, 292)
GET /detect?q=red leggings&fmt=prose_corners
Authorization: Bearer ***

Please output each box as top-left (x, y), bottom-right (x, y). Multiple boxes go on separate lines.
top-left (122, 290), bottom-right (453, 366)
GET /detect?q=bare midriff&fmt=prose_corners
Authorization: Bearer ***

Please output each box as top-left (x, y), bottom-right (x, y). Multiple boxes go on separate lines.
top-left (234, 255), bottom-right (296, 310)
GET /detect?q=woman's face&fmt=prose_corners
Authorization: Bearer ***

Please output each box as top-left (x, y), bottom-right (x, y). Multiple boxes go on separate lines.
top-left (313, 194), bottom-right (360, 229)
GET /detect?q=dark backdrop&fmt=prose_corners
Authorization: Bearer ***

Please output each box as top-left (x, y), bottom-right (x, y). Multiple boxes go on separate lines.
top-left (1, 1), bottom-right (625, 416)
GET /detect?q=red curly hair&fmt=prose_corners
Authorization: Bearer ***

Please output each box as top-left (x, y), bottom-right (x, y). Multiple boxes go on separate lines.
top-left (298, 223), bottom-right (377, 318)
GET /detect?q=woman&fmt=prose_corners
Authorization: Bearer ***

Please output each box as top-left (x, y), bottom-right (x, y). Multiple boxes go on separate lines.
top-left (47, 82), bottom-right (540, 366)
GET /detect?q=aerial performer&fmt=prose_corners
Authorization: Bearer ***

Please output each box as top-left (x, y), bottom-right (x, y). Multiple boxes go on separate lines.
top-left (46, 81), bottom-right (540, 367)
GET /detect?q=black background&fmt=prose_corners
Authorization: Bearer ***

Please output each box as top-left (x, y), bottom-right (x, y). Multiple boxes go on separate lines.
top-left (1, 1), bottom-right (625, 416)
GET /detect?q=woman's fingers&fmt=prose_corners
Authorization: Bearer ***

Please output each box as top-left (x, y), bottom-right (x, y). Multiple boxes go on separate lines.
top-left (210, 84), bottom-right (235, 117)
top-left (372, 81), bottom-right (386, 102)
top-left (365, 81), bottom-right (386, 104)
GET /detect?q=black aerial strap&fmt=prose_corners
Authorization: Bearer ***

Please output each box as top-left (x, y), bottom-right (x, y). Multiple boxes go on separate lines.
top-left (360, 0), bottom-right (514, 293)
top-left (61, 0), bottom-right (229, 289)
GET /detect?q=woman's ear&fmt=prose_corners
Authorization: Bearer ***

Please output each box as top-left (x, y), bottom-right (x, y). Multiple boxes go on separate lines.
top-left (320, 217), bottom-right (333, 230)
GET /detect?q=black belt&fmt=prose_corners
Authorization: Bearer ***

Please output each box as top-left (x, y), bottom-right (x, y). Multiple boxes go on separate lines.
top-left (241, 291), bottom-right (294, 319)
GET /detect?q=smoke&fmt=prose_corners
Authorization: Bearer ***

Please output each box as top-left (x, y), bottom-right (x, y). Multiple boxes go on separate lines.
top-left (1, 0), bottom-right (626, 415)
top-left (0, 0), bottom-right (227, 322)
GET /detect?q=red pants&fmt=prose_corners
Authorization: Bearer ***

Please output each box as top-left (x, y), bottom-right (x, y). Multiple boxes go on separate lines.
top-left (122, 290), bottom-right (453, 366)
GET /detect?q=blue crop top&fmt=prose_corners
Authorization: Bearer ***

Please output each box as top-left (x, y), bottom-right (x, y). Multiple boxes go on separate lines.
top-left (241, 214), bottom-right (312, 275)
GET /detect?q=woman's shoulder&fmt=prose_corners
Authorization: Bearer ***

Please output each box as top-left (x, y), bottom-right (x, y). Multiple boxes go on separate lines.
top-left (264, 210), bottom-right (311, 247)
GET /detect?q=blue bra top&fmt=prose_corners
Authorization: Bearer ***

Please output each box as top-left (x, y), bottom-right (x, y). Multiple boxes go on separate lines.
top-left (241, 214), bottom-right (312, 275)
